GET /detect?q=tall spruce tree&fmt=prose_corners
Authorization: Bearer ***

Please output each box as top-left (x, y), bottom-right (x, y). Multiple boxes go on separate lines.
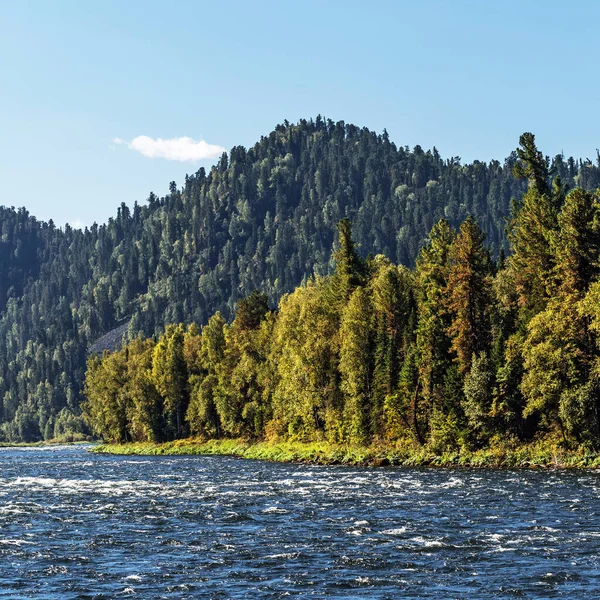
top-left (328, 218), bottom-right (367, 309)
top-left (445, 217), bottom-right (492, 376)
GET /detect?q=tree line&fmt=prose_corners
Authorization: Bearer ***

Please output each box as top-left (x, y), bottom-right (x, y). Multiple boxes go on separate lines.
top-left (2, 119), bottom-right (600, 441)
top-left (84, 134), bottom-right (600, 450)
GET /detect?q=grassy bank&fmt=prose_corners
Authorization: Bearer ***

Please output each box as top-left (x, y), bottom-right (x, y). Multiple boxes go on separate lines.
top-left (90, 438), bottom-right (600, 469)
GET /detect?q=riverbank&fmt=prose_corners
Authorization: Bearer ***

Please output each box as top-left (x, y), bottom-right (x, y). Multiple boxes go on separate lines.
top-left (0, 434), bottom-right (94, 448)
top-left (90, 438), bottom-right (600, 469)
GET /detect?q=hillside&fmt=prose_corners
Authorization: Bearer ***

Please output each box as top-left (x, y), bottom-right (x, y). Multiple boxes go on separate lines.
top-left (84, 137), bottom-right (600, 452)
top-left (1, 117), bottom-right (599, 441)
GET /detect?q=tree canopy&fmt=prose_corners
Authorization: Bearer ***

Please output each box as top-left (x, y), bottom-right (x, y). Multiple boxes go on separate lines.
top-left (3, 120), bottom-right (600, 442)
top-left (85, 156), bottom-right (600, 451)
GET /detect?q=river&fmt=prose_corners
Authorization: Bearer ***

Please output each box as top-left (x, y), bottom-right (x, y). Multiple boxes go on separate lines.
top-left (0, 445), bottom-right (599, 598)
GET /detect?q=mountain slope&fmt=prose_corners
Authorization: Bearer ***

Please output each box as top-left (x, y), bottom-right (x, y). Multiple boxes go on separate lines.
top-left (1, 117), bottom-right (599, 441)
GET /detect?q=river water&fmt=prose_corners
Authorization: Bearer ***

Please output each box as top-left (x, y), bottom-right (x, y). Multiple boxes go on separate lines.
top-left (1, 446), bottom-right (599, 598)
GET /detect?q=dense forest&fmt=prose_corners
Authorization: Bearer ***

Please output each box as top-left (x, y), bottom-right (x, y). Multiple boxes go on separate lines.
top-left (85, 133), bottom-right (600, 450)
top-left (2, 118), bottom-right (600, 442)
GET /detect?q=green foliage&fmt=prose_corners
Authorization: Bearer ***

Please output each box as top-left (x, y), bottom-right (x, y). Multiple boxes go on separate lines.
top-left (220, 305), bottom-right (274, 437)
top-left (383, 347), bottom-right (421, 443)
top-left (414, 219), bottom-right (455, 422)
top-left (7, 125), bottom-right (600, 446)
top-left (370, 259), bottom-right (416, 435)
top-left (85, 203), bottom-right (600, 452)
top-left (270, 281), bottom-right (339, 441)
top-left (339, 286), bottom-right (374, 444)
top-left (234, 291), bottom-right (270, 331)
top-left (554, 188), bottom-right (600, 298)
top-left (521, 304), bottom-right (583, 430)
top-left (83, 176), bottom-right (600, 453)
top-left (92, 436), bottom-right (600, 470)
top-left (124, 338), bottom-right (163, 442)
top-left (513, 132), bottom-right (550, 196)
top-left (185, 314), bottom-right (226, 437)
top-left (491, 332), bottom-right (528, 437)
top-left (462, 352), bottom-right (493, 440)
top-left (328, 218), bottom-right (368, 309)
top-left (508, 190), bottom-right (558, 315)
top-left (151, 324), bottom-right (189, 439)
top-left (445, 217), bottom-right (493, 375)
top-left (82, 351), bottom-right (130, 443)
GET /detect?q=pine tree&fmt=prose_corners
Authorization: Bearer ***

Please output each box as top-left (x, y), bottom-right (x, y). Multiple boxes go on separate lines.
top-left (370, 259), bottom-right (415, 436)
top-left (513, 132), bottom-right (550, 196)
top-left (554, 188), bottom-right (600, 299)
top-left (328, 218), bottom-right (367, 309)
top-left (463, 351), bottom-right (493, 441)
top-left (509, 134), bottom-right (558, 316)
top-left (415, 219), bottom-right (455, 418)
top-left (445, 217), bottom-right (492, 375)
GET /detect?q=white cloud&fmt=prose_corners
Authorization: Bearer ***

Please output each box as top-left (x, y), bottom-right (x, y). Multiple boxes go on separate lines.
top-left (69, 219), bottom-right (87, 229)
top-left (112, 135), bottom-right (225, 162)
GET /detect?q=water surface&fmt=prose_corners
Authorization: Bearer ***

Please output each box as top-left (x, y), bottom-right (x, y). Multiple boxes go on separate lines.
top-left (1, 445), bottom-right (599, 598)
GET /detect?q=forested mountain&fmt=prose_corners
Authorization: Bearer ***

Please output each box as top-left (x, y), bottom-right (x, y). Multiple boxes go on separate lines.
top-left (84, 135), bottom-right (600, 451)
top-left (2, 118), bottom-right (600, 441)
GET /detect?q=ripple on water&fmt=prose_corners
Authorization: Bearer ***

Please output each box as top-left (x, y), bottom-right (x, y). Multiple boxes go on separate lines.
top-left (0, 447), bottom-right (599, 598)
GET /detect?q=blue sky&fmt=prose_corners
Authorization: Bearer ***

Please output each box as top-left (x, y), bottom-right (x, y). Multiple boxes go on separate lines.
top-left (1, 0), bottom-right (599, 227)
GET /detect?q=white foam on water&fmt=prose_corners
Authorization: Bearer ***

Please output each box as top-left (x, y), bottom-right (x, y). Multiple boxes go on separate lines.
top-left (6, 476), bottom-right (167, 497)
top-left (487, 547), bottom-right (514, 553)
top-left (0, 504), bottom-right (27, 515)
top-left (382, 527), bottom-right (407, 535)
top-left (45, 565), bottom-right (68, 575)
top-left (265, 552), bottom-right (300, 559)
top-left (0, 538), bottom-right (34, 546)
top-left (409, 536), bottom-right (444, 547)
top-left (439, 477), bottom-right (464, 488)
top-left (11, 477), bottom-right (56, 487)
top-left (262, 506), bottom-right (288, 514)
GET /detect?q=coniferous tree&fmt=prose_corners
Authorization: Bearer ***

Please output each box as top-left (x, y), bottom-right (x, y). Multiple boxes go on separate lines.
top-left (445, 217), bottom-right (493, 376)
top-left (328, 218), bottom-right (367, 309)
top-left (513, 132), bottom-right (550, 197)
top-left (415, 220), bottom-right (455, 416)
top-left (370, 259), bottom-right (415, 436)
